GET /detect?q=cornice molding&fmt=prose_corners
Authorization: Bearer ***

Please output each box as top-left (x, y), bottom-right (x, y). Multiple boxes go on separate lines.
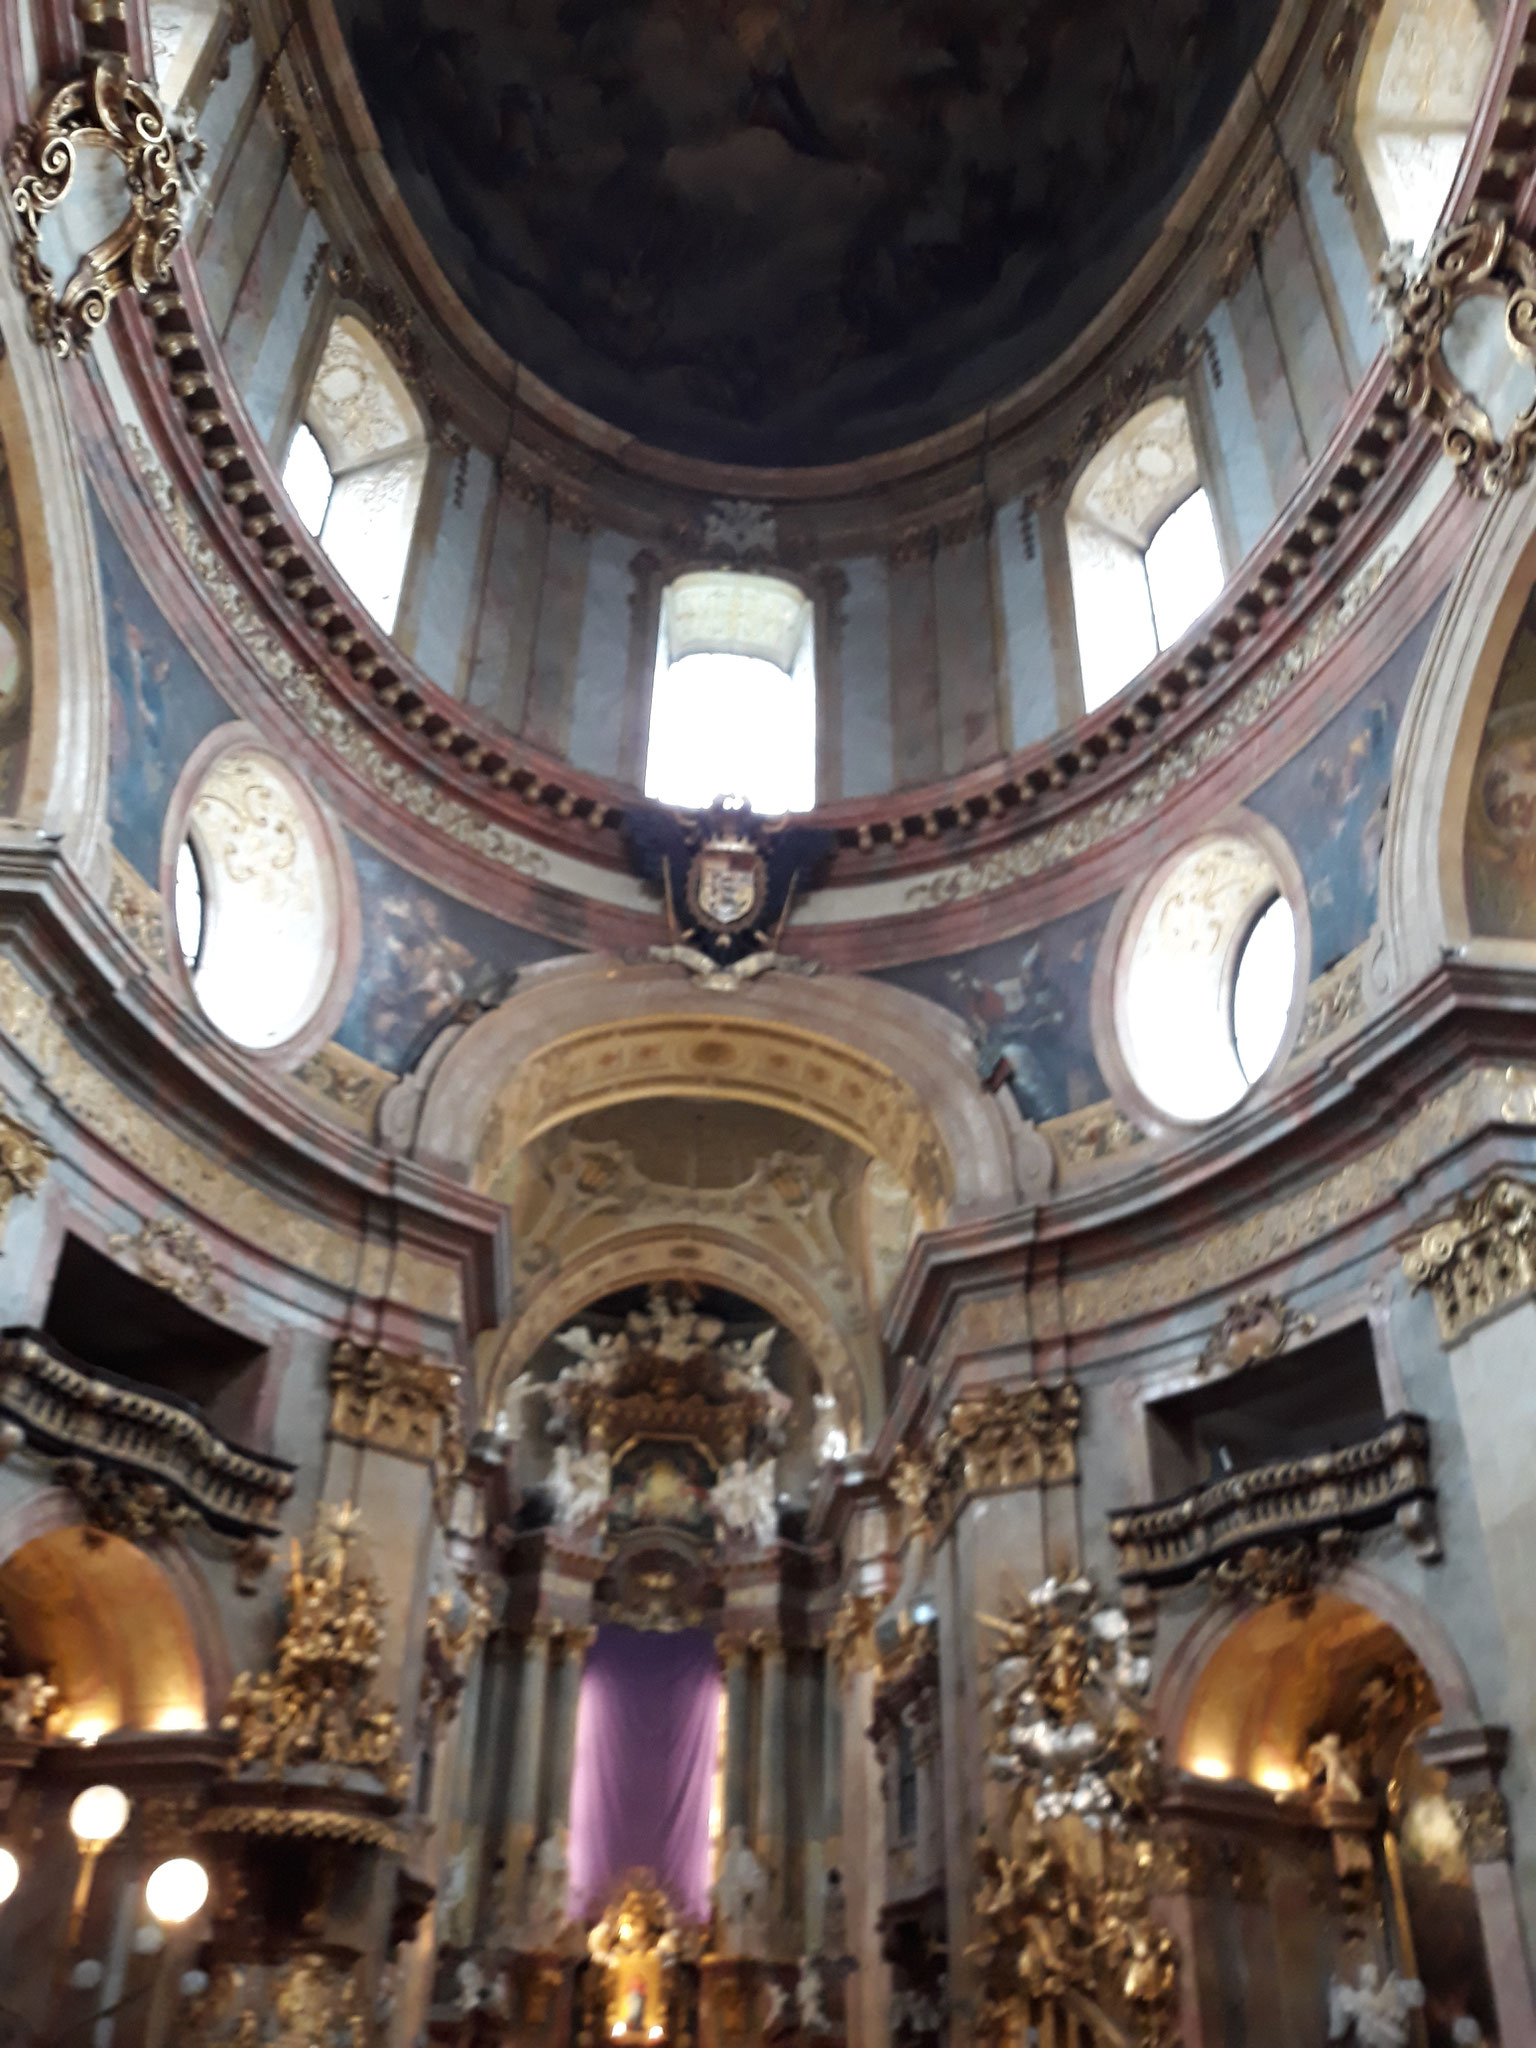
top-left (0, 836), bottom-right (505, 1343)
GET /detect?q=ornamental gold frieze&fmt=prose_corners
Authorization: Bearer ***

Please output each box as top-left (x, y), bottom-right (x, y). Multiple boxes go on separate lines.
top-left (921, 1379), bottom-right (1079, 1538)
top-left (1402, 1174), bottom-right (1536, 1342)
top-left (0, 1330), bottom-right (293, 1542)
top-left (0, 953), bottom-right (461, 1317)
top-left (1061, 1063), bottom-right (1536, 1331)
top-left (1109, 1414), bottom-right (1436, 1593)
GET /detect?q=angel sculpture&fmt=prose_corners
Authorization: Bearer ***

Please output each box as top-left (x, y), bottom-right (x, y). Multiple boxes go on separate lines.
top-left (548, 1443), bottom-right (611, 1528)
top-left (632, 1287), bottom-right (723, 1361)
top-left (813, 1390), bottom-right (849, 1465)
top-left (553, 1325), bottom-right (628, 1384)
top-left (492, 1370), bottom-right (540, 1443)
top-left (1328, 1964), bottom-right (1426, 2048)
top-left (713, 1825), bottom-right (770, 1957)
top-left (763, 1979), bottom-right (793, 2033)
top-left (722, 1327), bottom-right (793, 1435)
top-left (712, 1458), bottom-right (779, 1548)
top-left (796, 1958), bottom-right (831, 2033)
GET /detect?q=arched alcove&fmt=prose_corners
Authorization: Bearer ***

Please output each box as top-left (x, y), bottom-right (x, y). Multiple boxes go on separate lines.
top-left (0, 1524), bottom-right (207, 1739)
top-left (389, 957), bottom-right (1050, 1221)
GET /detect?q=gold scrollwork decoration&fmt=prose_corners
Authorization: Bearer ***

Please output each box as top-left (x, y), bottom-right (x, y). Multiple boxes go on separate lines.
top-left (1381, 219), bottom-right (1536, 495)
top-left (5, 54), bottom-right (182, 357)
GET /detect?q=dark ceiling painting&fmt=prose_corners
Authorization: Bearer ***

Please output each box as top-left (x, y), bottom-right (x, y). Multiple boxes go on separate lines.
top-left (343, 0), bottom-right (1282, 466)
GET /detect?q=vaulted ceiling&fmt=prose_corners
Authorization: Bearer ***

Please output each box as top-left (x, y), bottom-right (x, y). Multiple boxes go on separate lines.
top-left (343, 0), bottom-right (1281, 465)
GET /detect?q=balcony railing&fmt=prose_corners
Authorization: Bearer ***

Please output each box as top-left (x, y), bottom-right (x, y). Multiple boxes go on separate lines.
top-left (1108, 1413), bottom-right (1435, 1591)
top-left (0, 1331), bottom-right (293, 1540)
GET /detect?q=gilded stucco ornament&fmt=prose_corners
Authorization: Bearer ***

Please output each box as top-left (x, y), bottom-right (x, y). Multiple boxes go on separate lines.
top-left (329, 1341), bottom-right (466, 1522)
top-left (921, 1378), bottom-right (1080, 1538)
top-left (825, 1590), bottom-right (880, 1679)
top-left (220, 1508), bottom-right (408, 1799)
top-left (108, 1214), bottom-right (227, 1312)
top-left (1381, 219), bottom-right (1536, 494)
top-left (6, 53), bottom-right (181, 356)
top-left (1197, 1291), bottom-right (1316, 1377)
top-left (419, 1576), bottom-right (494, 1738)
top-left (1402, 1174), bottom-right (1536, 1340)
top-left (973, 1575), bottom-right (1177, 2047)
top-left (1451, 1788), bottom-right (1512, 1865)
top-left (0, 1109), bottom-right (49, 1246)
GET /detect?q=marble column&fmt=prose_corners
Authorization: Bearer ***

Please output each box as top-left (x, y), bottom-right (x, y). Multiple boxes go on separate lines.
top-left (753, 1634), bottom-right (788, 1931)
top-left (543, 1625), bottom-right (595, 1835)
top-left (722, 1638), bottom-right (752, 1834)
top-left (502, 1625), bottom-right (553, 1931)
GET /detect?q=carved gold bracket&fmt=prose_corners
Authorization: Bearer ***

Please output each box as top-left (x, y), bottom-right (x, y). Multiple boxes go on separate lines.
top-left (1381, 219), bottom-right (1536, 495)
top-left (329, 1341), bottom-right (467, 1522)
top-left (5, 52), bottom-right (181, 356)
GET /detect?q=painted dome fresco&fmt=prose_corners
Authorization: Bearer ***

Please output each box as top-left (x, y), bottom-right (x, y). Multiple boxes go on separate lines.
top-left (342, 0), bottom-right (1283, 463)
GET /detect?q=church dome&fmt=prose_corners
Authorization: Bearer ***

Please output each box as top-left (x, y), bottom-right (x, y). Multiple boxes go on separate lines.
top-left (340, 0), bottom-right (1283, 465)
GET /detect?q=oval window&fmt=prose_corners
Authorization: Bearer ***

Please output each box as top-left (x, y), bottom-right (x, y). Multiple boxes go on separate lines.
top-left (172, 749), bottom-right (344, 1053)
top-left (1116, 836), bottom-right (1301, 1125)
top-left (1231, 895), bottom-right (1297, 1086)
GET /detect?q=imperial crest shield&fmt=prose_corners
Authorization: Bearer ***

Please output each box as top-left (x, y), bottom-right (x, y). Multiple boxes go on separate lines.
top-left (687, 835), bottom-right (766, 934)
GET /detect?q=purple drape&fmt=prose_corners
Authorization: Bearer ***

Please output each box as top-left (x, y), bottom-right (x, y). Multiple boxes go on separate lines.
top-left (566, 1625), bottom-right (721, 1924)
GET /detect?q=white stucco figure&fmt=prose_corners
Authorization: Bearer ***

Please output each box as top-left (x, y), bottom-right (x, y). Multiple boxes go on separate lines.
top-left (553, 1324), bottom-right (628, 1382)
top-left (492, 1369), bottom-right (540, 1443)
top-left (813, 1390), bottom-right (849, 1464)
top-left (722, 1327), bottom-right (793, 1436)
top-left (713, 1824), bottom-right (770, 1957)
top-left (522, 1824), bottom-right (571, 1950)
top-left (549, 1442), bottom-right (611, 1527)
top-left (796, 1957), bottom-right (831, 2033)
top-left (1328, 1964), bottom-right (1426, 2048)
top-left (711, 1457), bottom-right (779, 1548)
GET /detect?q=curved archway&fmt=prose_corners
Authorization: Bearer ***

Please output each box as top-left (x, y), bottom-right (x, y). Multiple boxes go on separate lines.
top-left (1154, 1560), bottom-right (1483, 1758)
top-left (392, 957), bottom-right (1049, 1222)
top-left (484, 1221), bottom-right (876, 1445)
top-left (1378, 479), bottom-right (1536, 991)
top-left (0, 1520), bottom-right (207, 1738)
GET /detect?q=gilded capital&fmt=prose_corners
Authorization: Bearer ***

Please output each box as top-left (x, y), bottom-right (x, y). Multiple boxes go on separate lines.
top-left (825, 1591), bottom-right (879, 1680)
top-left (923, 1377), bottom-right (1080, 1538)
top-left (329, 1342), bottom-right (466, 1517)
top-left (1403, 1176), bottom-right (1536, 1341)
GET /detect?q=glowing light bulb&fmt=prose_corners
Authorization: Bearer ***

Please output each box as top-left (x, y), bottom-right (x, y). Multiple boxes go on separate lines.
top-left (1257, 1765), bottom-right (1295, 1795)
top-left (611, 2025), bottom-right (625, 2039)
top-left (0, 1848), bottom-right (18, 1903)
top-left (146, 1858), bottom-right (209, 1924)
top-left (649, 2029), bottom-right (664, 2041)
top-left (70, 1718), bottom-right (109, 1748)
top-left (153, 1707), bottom-right (204, 1734)
top-left (1188, 1756), bottom-right (1229, 1782)
top-left (69, 1784), bottom-right (129, 1846)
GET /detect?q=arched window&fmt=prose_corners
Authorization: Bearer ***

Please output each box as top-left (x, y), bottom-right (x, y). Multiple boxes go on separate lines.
top-left (279, 314), bottom-right (427, 634)
top-left (1354, 0), bottom-right (1493, 255)
top-left (644, 570), bottom-right (816, 814)
top-left (1066, 395), bottom-right (1224, 713)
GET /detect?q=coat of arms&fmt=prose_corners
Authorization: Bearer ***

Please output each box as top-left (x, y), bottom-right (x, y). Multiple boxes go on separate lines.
top-left (686, 832), bottom-right (766, 935)
top-left (622, 798), bottom-right (836, 986)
